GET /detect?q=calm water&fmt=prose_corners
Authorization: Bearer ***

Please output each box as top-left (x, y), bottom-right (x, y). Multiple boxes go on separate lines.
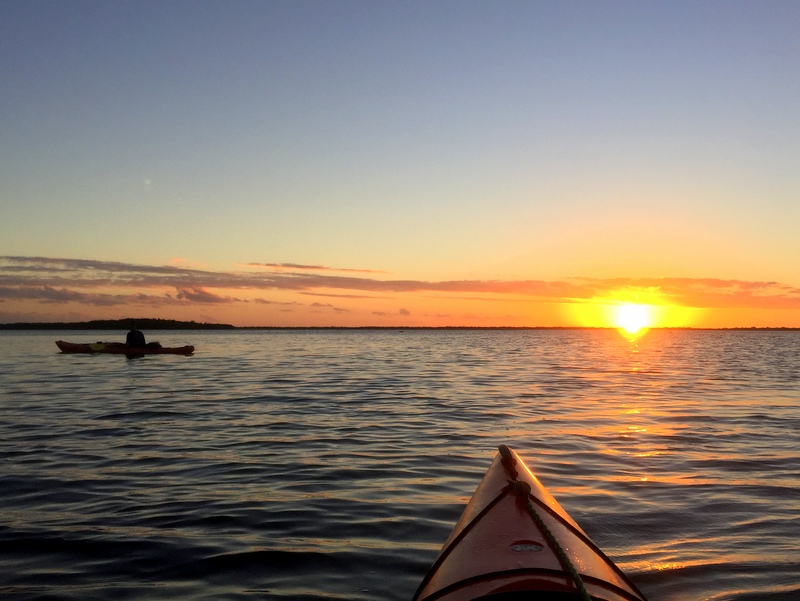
top-left (1, 329), bottom-right (798, 600)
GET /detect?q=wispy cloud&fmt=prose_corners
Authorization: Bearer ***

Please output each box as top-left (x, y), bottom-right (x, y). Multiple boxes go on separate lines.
top-left (174, 287), bottom-right (240, 304)
top-left (300, 291), bottom-right (390, 299)
top-left (2, 256), bottom-right (799, 311)
top-left (372, 308), bottom-right (411, 318)
top-left (573, 277), bottom-right (800, 310)
top-left (310, 302), bottom-right (350, 313)
top-left (242, 262), bottom-right (387, 274)
top-left (0, 284), bottom-right (183, 307)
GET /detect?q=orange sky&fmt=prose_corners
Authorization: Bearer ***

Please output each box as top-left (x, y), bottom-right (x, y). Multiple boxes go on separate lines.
top-left (1, 257), bottom-right (798, 328)
top-left (2, 5), bottom-right (800, 329)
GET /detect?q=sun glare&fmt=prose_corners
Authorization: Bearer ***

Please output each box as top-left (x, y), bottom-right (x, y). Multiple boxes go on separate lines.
top-left (566, 290), bottom-right (701, 331)
top-left (614, 303), bottom-right (652, 335)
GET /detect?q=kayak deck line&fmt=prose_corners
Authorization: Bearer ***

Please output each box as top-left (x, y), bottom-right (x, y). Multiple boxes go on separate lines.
top-left (413, 445), bottom-right (649, 601)
top-left (499, 444), bottom-right (591, 600)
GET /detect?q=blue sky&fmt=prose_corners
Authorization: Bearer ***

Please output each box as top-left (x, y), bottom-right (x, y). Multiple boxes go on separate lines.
top-left (1, 1), bottom-right (799, 326)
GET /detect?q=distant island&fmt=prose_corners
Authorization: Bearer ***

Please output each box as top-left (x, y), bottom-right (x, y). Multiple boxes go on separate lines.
top-left (0, 318), bottom-right (236, 330)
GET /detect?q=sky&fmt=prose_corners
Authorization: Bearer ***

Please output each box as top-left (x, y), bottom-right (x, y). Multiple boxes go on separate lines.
top-left (1, 0), bottom-right (799, 328)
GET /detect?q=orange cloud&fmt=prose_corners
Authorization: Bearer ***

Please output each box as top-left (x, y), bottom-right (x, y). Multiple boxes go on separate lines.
top-left (2, 257), bottom-right (799, 323)
top-left (242, 262), bottom-right (387, 274)
top-left (174, 287), bottom-right (241, 304)
top-left (574, 277), bottom-right (800, 309)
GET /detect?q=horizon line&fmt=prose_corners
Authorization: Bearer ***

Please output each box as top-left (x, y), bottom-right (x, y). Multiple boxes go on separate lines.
top-left (1, 318), bottom-right (799, 332)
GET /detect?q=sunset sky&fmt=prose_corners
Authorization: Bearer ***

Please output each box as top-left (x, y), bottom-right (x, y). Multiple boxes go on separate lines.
top-left (2, 1), bottom-right (799, 328)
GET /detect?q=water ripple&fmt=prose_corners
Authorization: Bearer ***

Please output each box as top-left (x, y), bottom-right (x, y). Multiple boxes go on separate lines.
top-left (0, 329), bottom-right (798, 600)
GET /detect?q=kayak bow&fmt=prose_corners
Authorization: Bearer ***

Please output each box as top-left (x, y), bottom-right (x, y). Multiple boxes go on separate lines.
top-left (413, 445), bottom-right (648, 601)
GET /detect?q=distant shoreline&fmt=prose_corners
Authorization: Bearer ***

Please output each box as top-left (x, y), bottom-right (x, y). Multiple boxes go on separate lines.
top-left (0, 318), bottom-right (235, 331)
top-left (0, 318), bottom-right (798, 331)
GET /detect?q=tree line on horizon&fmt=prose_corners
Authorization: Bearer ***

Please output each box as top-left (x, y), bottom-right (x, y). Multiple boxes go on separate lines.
top-left (0, 318), bottom-right (236, 330)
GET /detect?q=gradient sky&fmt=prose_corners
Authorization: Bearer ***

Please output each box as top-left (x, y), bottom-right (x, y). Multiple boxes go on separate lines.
top-left (2, 1), bottom-right (799, 327)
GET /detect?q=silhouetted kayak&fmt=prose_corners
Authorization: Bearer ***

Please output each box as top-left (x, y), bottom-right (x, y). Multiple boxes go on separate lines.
top-left (413, 445), bottom-right (649, 601)
top-left (55, 340), bottom-right (194, 355)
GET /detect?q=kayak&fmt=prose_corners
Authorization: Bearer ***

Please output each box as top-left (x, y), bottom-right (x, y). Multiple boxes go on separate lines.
top-left (55, 340), bottom-right (194, 355)
top-left (413, 445), bottom-right (648, 601)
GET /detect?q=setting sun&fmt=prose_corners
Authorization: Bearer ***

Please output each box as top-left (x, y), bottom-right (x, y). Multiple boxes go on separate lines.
top-left (614, 303), bottom-right (652, 335)
top-left (567, 289), bottom-right (702, 331)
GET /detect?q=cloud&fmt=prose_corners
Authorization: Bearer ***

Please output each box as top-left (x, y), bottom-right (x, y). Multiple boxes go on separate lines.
top-left (242, 262), bottom-right (387, 274)
top-left (309, 302), bottom-right (349, 313)
top-left (373, 308), bottom-right (411, 318)
top-left (175, 287), bottom-right (239, 304)
top-left (0, 285), bottom-right (85, 303)
top-left (252, 298), bottom-right (301, 306)
top-left (299, 291), bottom-right (389, 299)
top-left (2, 256), bottom-right (800, 311)
top-left (573, 277), bottom-right (800, 310)
top-left (0, 285), bottom-right (176, 307)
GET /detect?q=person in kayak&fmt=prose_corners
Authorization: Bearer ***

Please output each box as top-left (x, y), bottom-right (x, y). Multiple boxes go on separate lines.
top-left (126, 324), bottom-right (146, 348)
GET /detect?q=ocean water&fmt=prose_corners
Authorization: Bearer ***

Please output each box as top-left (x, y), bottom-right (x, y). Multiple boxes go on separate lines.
top-left (1, 328), bottom-right (798, 601)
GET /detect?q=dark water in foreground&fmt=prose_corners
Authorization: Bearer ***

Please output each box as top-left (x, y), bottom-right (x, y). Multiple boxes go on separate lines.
top-left (1, 329), bottom-right (798, 600)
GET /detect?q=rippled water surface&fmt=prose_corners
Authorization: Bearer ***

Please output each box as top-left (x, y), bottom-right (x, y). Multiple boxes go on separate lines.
top-left (1, 329), bottom-right (799, 600)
